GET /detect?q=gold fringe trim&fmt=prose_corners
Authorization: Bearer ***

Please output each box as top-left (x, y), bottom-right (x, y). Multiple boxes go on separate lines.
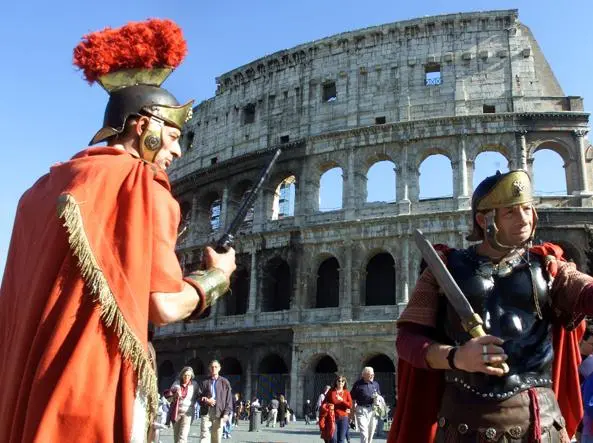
top-left (57, 193), bottom-right (158, 430)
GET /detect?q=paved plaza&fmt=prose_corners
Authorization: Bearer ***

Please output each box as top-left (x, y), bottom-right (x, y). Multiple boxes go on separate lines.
top-left (158, 419), bottom-right (390, 443)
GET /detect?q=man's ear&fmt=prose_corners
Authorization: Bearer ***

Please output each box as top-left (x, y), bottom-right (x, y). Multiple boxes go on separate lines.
top-left (475, 212), bottom-right (487, 231)
top-left (135, 116), bottom-right (150, 136)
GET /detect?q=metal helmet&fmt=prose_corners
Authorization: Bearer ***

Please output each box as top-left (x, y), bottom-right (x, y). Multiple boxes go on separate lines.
top-left (466, 170), bottom-right (537, 250)
top-left (74, 19), bottom-right (194, 164)
top-left (89, 69), bottom-right (193, 163)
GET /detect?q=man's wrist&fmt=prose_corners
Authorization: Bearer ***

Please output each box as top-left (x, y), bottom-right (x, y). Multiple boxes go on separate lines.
top-left (446, 346), bottom-right (459, 370)
top-left (184, 268), bottom-right (230, 318)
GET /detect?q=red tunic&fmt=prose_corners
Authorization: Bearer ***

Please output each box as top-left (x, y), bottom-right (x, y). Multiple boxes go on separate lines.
top-left (0, 148), bottom-right (187, 442)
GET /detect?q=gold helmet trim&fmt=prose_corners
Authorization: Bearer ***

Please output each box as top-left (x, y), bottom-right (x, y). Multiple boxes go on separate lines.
top-left (476, 170), bottom-right (534, 211)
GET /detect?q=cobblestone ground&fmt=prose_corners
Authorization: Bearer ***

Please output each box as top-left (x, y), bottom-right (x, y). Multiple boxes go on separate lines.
top-left (158, 419), bottom-right (390, 443)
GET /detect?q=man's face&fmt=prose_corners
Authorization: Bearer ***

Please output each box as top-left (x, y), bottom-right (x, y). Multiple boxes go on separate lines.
top-left (209, 362), bottom-right (221, 377)
top-left (362, 370), bottom-right (374, 383)
top-left (581, 337), bottom-right (593, 356)
top-left (492, 203), bottom-right (534, 246)
top-left (153, 124), bottom-right (182, 171)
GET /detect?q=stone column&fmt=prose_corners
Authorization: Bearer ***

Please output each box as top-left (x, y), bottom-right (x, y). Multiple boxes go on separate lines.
top-left (396, 142), bottom-right (411, 214)
top-left (289, 344), bottom-right (300, 419)
top-left (516, 130), bottom-right (528, 171)
top-left (574, 129), bottom-right (591, 194)
top-left (340, 241), bottom-right (353, 320)
top-left (245, 358), bottom-right (252, 401)
top-left (345, 149), bottom-right (366, 218)
top-left (191, 193), bottom-right (199, 240)
top-left (248, 251), bottom-right (258, 313)
top-left (398, 237), bottom-right (410, 303)
top-left (220, 186), bottom-right (230, 231)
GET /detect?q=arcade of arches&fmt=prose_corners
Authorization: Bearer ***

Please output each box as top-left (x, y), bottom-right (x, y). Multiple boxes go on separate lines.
top-left (155, 323), bottom-right (397, 418)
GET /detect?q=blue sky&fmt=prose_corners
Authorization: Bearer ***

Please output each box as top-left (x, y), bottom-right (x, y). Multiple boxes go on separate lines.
top-left (1, 0), bottom-right (592, 274)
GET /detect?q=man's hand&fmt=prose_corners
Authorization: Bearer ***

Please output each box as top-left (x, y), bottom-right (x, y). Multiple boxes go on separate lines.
top-left (203, 246), bottom-right (236, 281)
top-left (455, 335), bottom-right (508, 377)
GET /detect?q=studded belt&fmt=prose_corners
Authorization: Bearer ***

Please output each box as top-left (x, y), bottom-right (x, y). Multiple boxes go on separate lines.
top-left (444, 369), bottom-right (553, 400)
top-left (435, 385), bottom-right (566, 442)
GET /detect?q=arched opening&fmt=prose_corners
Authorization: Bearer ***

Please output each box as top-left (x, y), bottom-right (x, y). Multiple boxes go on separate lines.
top-left (186, 358), bottom-right (205, 378)
top-left (419, 154), bottom-right (453, 199)
top-left (272, 176), bottom-right (296, 220)
top-left (304, 355), bottom-right (338, 409)
top-left (316, 355), bottom-right (338, 373)
top-left (367, 160), bottom-right (396, 203)
top-left (256, 354), bottom-right (289, 402)
top-left (209, 199), bottom-right (222, 231)
top-left (473, 151), bottom-right (509, 190)
top-left (158, 360), bottom-right (175, 394)
top-left (532, 149), bottom-right (567, 195)
top-left (316, 257), bottom-right (340, 308)
top-left (261, 258), bottom-right (291, 312)
top-left (365, 253), bottom-right (396, 306)
top-left (319, 167), bottom-right (343, 211)
top-left (221, 357), bottom-right (243, 395)
top-left (363, 354), bottom-right (396, 407)
top-left (226, 264), bottom-right (249, 316)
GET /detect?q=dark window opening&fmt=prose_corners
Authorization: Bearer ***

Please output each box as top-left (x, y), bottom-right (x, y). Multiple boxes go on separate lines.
top-left (257, 354), bottom-right (289, 401)
top-left (322, 82), bottom-right (337, 102)
top-left (186, 358), bottom-right (204, 377)
top-left (243, 103), bottom-right (255, 124)
top-left (283, 90), bottom-right (288, 100)
top-left (261, 258), bottom-right (291, 312)
top-left (316, 257), bottom-right (340, 308)
top-left (315, 356), bottom-right (338, 373)
top-left (365, 253), bottom-right (395, 305)
top-left (258, 354), bottom-right (288, 374)
top-left (220, 357), bottom-right (243, 395)
top-left (425, 64), bottom-right (442, 86)
top-left (210, 157), bottom-right (218, 165)
top-left (375, 116), bottom-right (386, 125)
top-left (483, 104), bottom-right (496, 114)
top-left (185, 131), bottom-right (195, 151)
top-left (227, 266), bottom-right (249, 316)
top-left (280, 135), bottom-right (290, 144)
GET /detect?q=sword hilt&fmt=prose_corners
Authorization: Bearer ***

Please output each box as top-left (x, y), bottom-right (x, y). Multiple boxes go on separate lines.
top-left (465, 313), bottom-right (510, 374)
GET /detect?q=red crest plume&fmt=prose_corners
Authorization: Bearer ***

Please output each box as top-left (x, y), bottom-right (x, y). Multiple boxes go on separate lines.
top-left (73, 19), bottom-right (188, 84)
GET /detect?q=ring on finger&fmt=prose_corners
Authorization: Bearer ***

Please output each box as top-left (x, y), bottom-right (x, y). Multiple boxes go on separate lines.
top-left (482, 345), bottom-right (488, 355)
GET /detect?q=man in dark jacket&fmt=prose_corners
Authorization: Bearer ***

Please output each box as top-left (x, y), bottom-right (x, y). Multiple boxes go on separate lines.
top-left (198, 360), bottom-right (233, 443)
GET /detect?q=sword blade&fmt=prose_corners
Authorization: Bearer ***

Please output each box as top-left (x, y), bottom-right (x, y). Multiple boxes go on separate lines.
top-left (413, 229), bottom-right (476, 322)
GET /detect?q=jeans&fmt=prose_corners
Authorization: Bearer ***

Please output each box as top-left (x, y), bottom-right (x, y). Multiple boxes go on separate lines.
top-left (223, 412), bottom-right (233, 437)
top-left (331, 416), bottom-right (350, 443)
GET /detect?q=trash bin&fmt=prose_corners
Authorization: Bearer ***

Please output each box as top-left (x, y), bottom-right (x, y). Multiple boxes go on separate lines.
top-left (249, 408), bottom-right (261, 432)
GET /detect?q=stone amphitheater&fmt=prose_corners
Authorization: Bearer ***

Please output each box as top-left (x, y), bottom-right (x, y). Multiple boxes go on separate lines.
top-left (154, 9), bottom-right (593, 413)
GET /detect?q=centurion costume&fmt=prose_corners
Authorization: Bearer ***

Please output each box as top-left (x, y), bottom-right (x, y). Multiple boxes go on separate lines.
top-left (388, 170), bottom-right (593, 443)
top-left (0, 20), bottom-right (229, 443)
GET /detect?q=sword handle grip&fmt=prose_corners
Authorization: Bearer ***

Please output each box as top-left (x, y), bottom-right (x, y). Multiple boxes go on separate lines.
top-left (468, 323), bottom-right (510, 374)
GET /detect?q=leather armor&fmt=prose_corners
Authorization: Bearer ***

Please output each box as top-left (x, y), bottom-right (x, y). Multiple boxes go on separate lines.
top-left (443, 247), bottom-right (554, 399)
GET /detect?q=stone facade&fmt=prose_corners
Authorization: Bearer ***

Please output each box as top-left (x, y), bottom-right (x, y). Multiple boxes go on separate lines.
top-left (154, 9), bottom-right (593, 415)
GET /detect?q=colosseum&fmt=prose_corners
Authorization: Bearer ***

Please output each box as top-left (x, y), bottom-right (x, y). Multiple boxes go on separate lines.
top-left (154, 9), bottom-right (593, 413)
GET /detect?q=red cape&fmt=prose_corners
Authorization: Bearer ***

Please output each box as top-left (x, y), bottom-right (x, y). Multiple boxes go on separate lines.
top-left (388, 244), bottom-right (586, 442)
top-left (0, 148), bottom-right (182, 442)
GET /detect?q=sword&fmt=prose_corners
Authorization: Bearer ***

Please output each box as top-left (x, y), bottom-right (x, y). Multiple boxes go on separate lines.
top-left (215, 147), bottom-right (282, 253)
top-left (413, 229), bottom-right (509, 373)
